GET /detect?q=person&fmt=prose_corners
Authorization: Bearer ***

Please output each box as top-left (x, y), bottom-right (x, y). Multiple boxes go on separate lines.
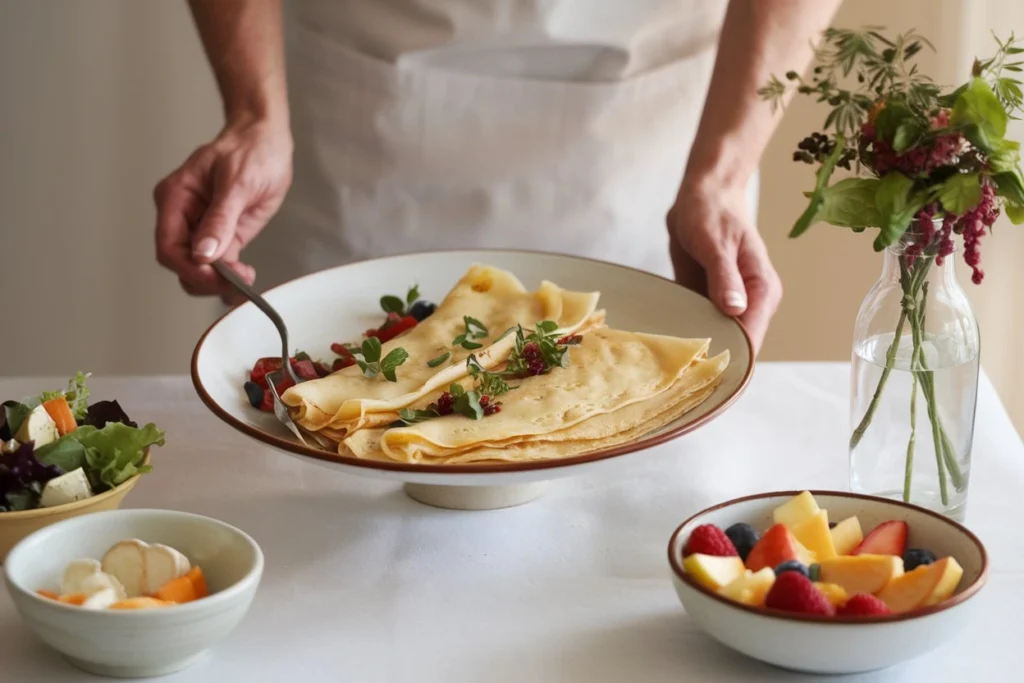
top-left (155, 0), bottom-right (841, 353)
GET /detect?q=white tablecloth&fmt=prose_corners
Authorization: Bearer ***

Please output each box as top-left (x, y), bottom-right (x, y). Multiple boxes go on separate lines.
top-left (1, 364), bottom-right (1021, 682)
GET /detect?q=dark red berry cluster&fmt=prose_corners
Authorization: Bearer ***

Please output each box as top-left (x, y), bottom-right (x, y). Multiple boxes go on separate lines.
top-left (904, 181), bottom-right (998, 284)
top-left (793, 132), bottom-right (856, 169)
top-left (432, 391), bottom-right (454, 415)
top-left (478, 394), bottom-right (501, 416)
top-left (521, 341), bottom-right (546, 376)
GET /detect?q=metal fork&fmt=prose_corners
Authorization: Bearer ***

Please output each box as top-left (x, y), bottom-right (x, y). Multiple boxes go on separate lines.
top-left (212, 261), bottom-right (313, 446)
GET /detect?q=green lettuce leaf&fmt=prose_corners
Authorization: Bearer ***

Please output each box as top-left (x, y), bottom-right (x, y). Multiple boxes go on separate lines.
top-left (35, 422), bottom-right (164, 491)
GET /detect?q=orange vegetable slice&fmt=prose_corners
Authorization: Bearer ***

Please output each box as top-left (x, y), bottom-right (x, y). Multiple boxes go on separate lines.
top-left (58, 593), bottom-right (87, 606)
top-left (154, 575), bottom-right (198, 604)
top-left (186, 566), bottom-right (209, 599)
top-left (36, 589), bottom-right (61, 601)
top-left (109, 597), bottom-right (174, 610)
top-left (42, 397), bottom-right (77, 436)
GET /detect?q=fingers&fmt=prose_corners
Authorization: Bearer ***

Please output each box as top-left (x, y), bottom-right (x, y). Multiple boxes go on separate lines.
top-left (191, 184), bottom-right (248, 264)
top-left (701, 240), bottom-right (749, 318)
top-left (736, 239), bottom-right (783, 354)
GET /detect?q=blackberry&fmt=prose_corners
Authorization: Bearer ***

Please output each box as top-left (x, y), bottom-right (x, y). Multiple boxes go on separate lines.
top-left (724, 523), bottom-right (760, 562)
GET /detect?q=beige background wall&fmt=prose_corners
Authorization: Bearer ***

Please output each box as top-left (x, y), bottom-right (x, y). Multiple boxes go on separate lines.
top-left (1, 1), bottom-right (1021, 433)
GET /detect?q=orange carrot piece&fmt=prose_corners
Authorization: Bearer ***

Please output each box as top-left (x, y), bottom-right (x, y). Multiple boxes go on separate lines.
top-left (154, 575), bottom-right (197, 604)
top-left (36, 589), bottom-right (60, 601)
top-left (59, 593), bottom-right (87, 606)
top-left (42, 397), bottom-right (77, 435)
top-left (110, 597), bottom-right (173, 610)
top-left (186, 566), bottom-right (209, 599)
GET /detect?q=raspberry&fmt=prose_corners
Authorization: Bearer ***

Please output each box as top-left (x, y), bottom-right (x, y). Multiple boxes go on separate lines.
top-left (483, 401), bottom-right (501, 416)
top-left (433, 392), bottom-right (454, 415)
top-left (764, 572), bottom-right (835, 616)
top-left (682, 525), bottom-right (738, 558)
top-left (837, 593), bottom-right (891, 617)
top-left (522, 342), bottom-right (541, 360)
top-left (478, 395), bottom-right (489, 407)
top-left (527, 359), bottom-right (546, 376)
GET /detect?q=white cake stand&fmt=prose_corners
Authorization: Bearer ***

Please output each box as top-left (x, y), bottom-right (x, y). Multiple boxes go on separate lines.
top-left (191, 250), bottom-right (753, 510)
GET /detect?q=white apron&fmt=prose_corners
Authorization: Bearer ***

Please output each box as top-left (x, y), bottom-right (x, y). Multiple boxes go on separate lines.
top-left (246, 0), bottom-right (746, 291)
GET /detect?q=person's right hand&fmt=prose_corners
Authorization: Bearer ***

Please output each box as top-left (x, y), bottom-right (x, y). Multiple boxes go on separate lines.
top-left (154, 118), bottom-right (293, 304)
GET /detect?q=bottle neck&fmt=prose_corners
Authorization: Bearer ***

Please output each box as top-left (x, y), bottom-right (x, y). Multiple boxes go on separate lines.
top-left (880, 220), bottom-right (960, 291)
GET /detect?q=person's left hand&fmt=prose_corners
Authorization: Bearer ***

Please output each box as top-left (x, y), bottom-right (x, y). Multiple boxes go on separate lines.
top-left (667, 179), bottom-right (782, 354)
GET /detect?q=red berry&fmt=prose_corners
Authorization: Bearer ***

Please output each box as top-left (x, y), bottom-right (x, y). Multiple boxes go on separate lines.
top-left (522, 342), bottom-right (541, 360)
top-left (527, 359), bottom-right (546, 376)
top-left (682, 524), bottom-right (739, 558)
top-left (837, 593), bottom-right (891, 617)
top-left (478, 395), bottom-right (489, 407)
top-left (434, 392), bottom-right (454, 415)
top-left (483, 401), bottom-right (501, 416)
top-left (764, 572), bottom-right (835, 616)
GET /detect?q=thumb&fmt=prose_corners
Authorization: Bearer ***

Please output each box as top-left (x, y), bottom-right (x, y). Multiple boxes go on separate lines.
top-left (191, 186), bottom-right (247, 264)
top-left (702, 245), bottom-right (748, 317)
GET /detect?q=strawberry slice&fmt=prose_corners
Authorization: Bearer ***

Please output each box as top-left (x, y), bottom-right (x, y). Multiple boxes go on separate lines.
top-left (851, 520), bottom-right (908, 557)
top-left (291, 359), bottom-right (319, 381)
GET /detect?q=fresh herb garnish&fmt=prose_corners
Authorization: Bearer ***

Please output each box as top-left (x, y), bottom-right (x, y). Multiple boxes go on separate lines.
top-left (466, 354), bottom-right (514, 397)
top-left (452, 315), bottom-right (489, 349)
top-left (398, 407), bottom-right (440, 424)
top-left (427, 351), bottom-right (451, 368)
top-left (380, 285), bottom-right (421, 316)
top-left (39, 372), bottom-right (91, 422)
top-left (352, 337), bottom-right (409, 382)
top-left (505, 320), bottom-right (573, 376)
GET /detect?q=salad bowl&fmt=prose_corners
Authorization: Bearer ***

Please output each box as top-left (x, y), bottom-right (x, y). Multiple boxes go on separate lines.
top-left (192, 250), bottom-right (754, 509)
top-left (0, 454), bottom-right (147, 562)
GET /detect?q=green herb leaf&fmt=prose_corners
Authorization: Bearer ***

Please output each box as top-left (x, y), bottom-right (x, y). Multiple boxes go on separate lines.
top-left (464, 316), bottom-right (488, 338)
top-left (449, 383), bottom-right (466, 398)
top-left (380, 295), bottom-right (406, 315)
top-left (536, 320), bottom-right (559, 334)
top-left (380, 348), bottom-right (409, 373)
top-left (405, 285), bottom-right (420, 306)
top-left (993, 170), bottom-right (1024, 205)
top-left (452, 333), bottom-right (467, 347)
top-left (453, 390), bottom-right (484, 420)
top-left (398, 408), bottom-right (440, 425)
top-left (952, 77), bottom-right (1008, 151)
top-left (461, 340), bottom-right (483, 350)
top-left (361, 337), bottom-right (382, 364)
top-left (494, 326), bottom-right (517, 342)
top-left (873, 171), bottom-right (925, 251)
top-left (937, 172), bottom-right (984, 215)
top-left (427, 351), bottom-right (451, 368)
top-left (356, 360), bottom-right (378, 379)
top-left (873, 101), bottom-right (915, 143)
top-left (892, 121), bottom-right (924, 153)
top-left (815, 178), bottom-right (883, 227)
top-left (1006, 201), bottom-right (1024, 225)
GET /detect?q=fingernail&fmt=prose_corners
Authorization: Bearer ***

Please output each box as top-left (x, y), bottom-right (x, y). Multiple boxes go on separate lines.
top-left (194, 237), bottom-right (219, 259)
top-left (724, 291), bottom-right (747, 310)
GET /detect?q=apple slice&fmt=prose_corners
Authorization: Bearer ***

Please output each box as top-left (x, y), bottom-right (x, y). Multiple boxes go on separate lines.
top-left (683, 553), bottom-right (747, 591)
top-left (718, 568), bottom-right (776, 606)
top-left (851, 520), bottom-right (908, 557)
top-left (830, 516), bottom-right (864, 555)
top-left (817, 554), bottom-right (904, 595)
top-left (876, 556), bottom-right (963, 614)
top-left (792, 510), bottom-right (837, 560)
top-left (772, 491), bottom-right (821, 528)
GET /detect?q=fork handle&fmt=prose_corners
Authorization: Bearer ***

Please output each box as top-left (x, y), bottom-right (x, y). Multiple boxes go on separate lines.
top-left (212, 261), bottom-right (300, 384)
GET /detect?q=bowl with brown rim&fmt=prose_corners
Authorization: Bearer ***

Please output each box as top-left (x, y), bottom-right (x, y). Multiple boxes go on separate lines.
top-left (667, 490), bottom-right (988, 675)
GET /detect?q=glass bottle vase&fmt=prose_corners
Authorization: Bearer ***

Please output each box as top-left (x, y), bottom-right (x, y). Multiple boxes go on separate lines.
top-left (849, 229), bottom-right (980, 521)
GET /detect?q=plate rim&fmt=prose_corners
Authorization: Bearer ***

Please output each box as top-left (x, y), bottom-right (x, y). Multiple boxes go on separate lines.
top-left (190, 248), bottom-right (755, 475)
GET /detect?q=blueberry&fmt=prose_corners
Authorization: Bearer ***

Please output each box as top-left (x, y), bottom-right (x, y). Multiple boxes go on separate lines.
top-left (409, 300), bottom-right (437, 321)
top-left (244, 381), bottom-right (264, 408)
top-left (828, 521), bottom-right (837, 529)
top-left (903, 548), bottom-right (937, 571)
top-left (808, 563), bottom-right (821, 582)
top-left (774, 560), bottom-right (809, 578)
top-left (724, 523), bottom-right (760, 561)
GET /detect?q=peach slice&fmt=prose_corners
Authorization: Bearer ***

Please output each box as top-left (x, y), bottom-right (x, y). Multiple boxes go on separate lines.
top-left (876, 557), bottom-right (964, 614)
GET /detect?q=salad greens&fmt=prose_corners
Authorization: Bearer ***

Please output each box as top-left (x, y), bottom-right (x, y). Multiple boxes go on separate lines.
top-left (0, 372), bottom-right (164, 512)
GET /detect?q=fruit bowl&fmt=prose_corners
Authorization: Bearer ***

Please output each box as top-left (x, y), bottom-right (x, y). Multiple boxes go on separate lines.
top-left (667, 491), bottom-right (988, 675)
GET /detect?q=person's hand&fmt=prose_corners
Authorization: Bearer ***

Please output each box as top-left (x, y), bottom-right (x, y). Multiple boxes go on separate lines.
top-left (154, 118), bottom-right (293, 304)
top-left (667, 179), bottom-right (782, 354)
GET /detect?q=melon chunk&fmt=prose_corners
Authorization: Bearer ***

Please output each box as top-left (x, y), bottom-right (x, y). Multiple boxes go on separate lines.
top-left (772, 491), bottom-right (821, 528)
top-left (792, 510), bottom-right (837, 560)
top-left (830, 516), bottom-right (864, 556)
top-left (817, 554), bottom-right (904, 595)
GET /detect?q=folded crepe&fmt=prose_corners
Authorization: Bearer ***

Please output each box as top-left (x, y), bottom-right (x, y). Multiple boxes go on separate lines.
top-left (281, 264), bottom-right (601, 434)
top-left (341, 328), bottom-right (729, 464)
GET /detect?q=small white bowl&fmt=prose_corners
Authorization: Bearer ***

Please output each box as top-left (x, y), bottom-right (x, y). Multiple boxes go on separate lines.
top-left (667, 491), bottom-right (988, 675)
top-left (3, 508), bottom-right (264, 678)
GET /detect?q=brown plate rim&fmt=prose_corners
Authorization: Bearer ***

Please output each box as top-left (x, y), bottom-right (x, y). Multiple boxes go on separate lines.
top-left (667, 489), bottom-right (990, 624)
top-left (190, 248), bottom-right (755, 475)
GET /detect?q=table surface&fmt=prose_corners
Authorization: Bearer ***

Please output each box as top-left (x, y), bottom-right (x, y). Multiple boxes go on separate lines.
top-left (1, 364), bottom-right (1021, 683)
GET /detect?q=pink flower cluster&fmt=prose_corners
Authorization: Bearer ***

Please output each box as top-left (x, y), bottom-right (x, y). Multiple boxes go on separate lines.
top-left (905, 182), bottom-right (1000, 284)
top-left (861, 109), bottom-right (964, 176)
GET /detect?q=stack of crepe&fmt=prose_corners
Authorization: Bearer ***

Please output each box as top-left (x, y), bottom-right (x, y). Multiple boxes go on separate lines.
top-left (281, 264), bottom-right (729, 465)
